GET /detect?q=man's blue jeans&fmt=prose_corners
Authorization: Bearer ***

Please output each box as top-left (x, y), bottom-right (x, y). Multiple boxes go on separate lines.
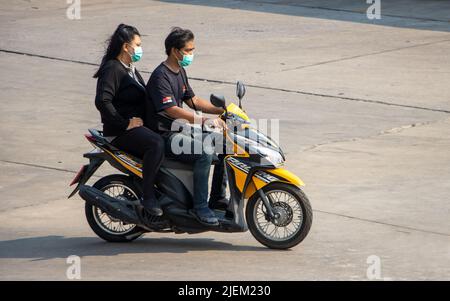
top-left (163, 131), bottom-right (227, 210)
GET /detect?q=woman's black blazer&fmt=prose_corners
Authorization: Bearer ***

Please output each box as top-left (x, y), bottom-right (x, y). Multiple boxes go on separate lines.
top-left (94, 59), bottom-right (149, 136)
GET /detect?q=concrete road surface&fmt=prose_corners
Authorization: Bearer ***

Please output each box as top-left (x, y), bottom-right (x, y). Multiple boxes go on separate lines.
top-left (0, 0), bottom-right (449, 280)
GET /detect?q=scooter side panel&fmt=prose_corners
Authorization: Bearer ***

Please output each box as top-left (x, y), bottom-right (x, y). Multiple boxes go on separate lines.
top-left (226, 156), bottom-right (305, 201)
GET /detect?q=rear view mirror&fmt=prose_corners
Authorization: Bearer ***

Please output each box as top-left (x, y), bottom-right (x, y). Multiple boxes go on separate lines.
top-left (236, 81), bottom-right (246, 108)
top-left (210, 94), bottom-right (226, 109)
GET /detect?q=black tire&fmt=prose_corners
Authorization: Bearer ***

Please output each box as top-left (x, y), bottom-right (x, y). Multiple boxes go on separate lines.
top-left (84, 174), bottom-right (145, 242)
top-left (246, 182), bottom-right (313, 249)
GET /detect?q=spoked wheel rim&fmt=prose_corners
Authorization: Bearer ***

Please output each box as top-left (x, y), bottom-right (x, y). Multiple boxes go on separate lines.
top-left (253, 189), bottom-right (304, 242)
top-left (92, 183), bottom-right (138, 235)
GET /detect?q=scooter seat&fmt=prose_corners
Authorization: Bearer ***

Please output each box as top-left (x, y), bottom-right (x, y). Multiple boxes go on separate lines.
top-left (88, 128), bottom-right (109, 145)
top-left (161, 155), bottom-right (220, 170)
top-left (87, 129), bottom-right (220, 169)
top-left (161, 158), bottom-right (193, 170)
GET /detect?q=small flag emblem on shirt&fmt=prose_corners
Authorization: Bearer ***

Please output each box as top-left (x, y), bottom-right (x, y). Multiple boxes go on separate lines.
top-left (162, 96), bottom-right (173, 104)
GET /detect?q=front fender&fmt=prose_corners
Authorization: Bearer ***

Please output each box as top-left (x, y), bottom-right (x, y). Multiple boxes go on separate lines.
top-left (244, 167), bottom-right (304, 199)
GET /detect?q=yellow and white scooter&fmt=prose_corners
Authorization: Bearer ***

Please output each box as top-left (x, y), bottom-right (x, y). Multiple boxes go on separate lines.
top-left (69, 81), bottom-right (312, 249)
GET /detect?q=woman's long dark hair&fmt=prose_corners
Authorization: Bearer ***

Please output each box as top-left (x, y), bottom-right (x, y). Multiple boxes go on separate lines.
top-left (93, 24), bottom-right (140, 78)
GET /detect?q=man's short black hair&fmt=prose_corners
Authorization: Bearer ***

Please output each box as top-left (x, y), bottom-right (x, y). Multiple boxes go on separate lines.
top-left (165, 27), bottom-right (194, 56)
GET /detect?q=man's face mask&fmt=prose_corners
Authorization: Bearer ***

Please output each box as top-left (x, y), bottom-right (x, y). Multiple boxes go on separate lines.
top-left (178, 50), bottom-right (194, 67)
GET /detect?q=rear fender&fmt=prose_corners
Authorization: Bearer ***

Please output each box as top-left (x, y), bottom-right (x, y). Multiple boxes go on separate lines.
top-left (68, 151), bottom-right (105, 198)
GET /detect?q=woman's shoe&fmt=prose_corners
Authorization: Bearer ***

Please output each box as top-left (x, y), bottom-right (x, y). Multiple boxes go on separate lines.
top-left (141, 198), bottom-right (163, 216)
top-left (209, 197), bottom-right (229, 211)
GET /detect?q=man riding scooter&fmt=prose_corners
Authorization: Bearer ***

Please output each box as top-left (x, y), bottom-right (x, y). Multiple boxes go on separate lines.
top-left (146, 27), bottom-right (228, 226)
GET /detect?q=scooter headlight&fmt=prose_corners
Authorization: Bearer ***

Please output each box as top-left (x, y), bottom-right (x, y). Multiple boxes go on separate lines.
top-left (255, 145), bottom-right (285, 167)
top-left (233, 133), bottom-right (285, 167)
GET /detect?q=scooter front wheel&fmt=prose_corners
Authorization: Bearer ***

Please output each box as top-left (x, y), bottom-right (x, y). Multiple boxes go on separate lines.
top-left (246, 182), bottom-right (312, 249)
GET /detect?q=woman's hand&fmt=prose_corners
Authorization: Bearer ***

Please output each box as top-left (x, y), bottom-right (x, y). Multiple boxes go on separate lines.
top-left (127, 117), bottom-right (143, 130)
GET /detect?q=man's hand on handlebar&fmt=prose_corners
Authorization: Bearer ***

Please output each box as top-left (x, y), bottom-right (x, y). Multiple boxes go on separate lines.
top-left (203, 117), bottom-right (228, 131)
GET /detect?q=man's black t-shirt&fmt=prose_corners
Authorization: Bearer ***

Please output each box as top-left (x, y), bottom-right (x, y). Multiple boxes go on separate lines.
top-left (146, 62), bottom-right (195, 132)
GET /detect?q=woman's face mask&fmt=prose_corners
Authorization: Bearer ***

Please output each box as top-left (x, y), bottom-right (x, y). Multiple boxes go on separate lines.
top-left (127, 44), bottom-right (143, 62)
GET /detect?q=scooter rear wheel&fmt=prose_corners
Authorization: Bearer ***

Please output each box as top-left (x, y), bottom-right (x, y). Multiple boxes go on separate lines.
top-left (85, 174), bottom-right (145, 242)
top-left (246, 182), bottom-right (312, 249)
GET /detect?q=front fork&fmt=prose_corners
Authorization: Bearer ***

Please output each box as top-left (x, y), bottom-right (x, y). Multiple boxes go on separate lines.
top-left (257, 188), bottom-right (276, 219)
top-left (236, 164), bottom-right (304, 222)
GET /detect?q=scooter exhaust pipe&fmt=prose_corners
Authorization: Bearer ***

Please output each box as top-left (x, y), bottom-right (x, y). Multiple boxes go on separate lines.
top-left (78, 185), bottom-right (141, 225)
